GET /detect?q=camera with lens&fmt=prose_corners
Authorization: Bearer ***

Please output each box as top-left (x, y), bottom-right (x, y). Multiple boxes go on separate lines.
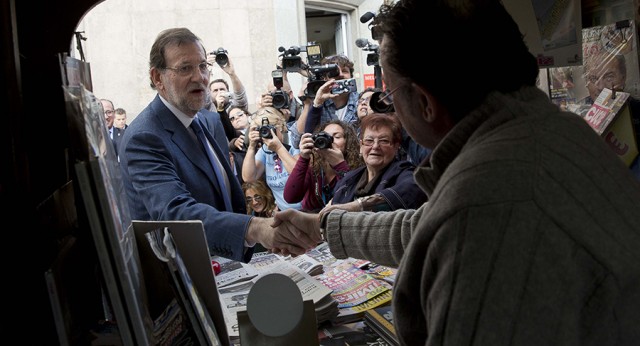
top-left (270, 69), bottom-right (290, 109)
top-left (257, 117), bottom-right (276, 139)
top-left (312, 131), bottom-right (334, 149)
top-left (211, 47), bottom-right (229, 67)
top-left (276, 43), bottom-right (340, 98)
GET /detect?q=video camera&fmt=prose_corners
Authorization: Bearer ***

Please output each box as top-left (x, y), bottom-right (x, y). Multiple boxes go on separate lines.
top-left (277, 43), bottom-right (340, 98)
top-left (358, 11), bottom-right (383, 90)
top-left (355, 38), bottom-right (379, 67)
top-left (270, 69), bottom-right (289, 109)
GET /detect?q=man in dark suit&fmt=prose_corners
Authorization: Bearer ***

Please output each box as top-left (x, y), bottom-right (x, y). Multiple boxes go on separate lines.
top-left (100, 98), bottom-right (124, 155)
top-left (118, 27), bottom-right (319, 262)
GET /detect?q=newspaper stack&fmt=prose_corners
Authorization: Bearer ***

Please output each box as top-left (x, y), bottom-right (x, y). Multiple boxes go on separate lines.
top-left (214, 253), bottom-right (338, 344)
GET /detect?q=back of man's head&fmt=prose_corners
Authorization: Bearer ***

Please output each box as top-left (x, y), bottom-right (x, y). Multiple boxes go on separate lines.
top-left (374, 0), bottom-right (539, 121)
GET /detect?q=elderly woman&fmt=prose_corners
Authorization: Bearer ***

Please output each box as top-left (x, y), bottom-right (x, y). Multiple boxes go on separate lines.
top-left (283, 119), bottom-right (364, 212)
top-left (242, 106), bottom-right (302, 211)
top-left (321, 113), bottom-right (427, 213)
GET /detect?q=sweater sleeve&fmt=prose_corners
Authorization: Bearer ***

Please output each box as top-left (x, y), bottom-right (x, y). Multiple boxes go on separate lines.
top-left (283, 156), bottom-right (311, 203)
top-left (304, 105), bottom-right (323, 134)
top-left (324, 207), bottom-right (421, 267)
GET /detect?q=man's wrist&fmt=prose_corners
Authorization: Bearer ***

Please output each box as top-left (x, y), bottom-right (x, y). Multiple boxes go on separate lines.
top-left (318, 211), bottom-right (330, 241)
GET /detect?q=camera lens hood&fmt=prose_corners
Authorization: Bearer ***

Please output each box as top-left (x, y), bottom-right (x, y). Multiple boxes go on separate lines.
top-left (369, 91), bottom-right (395, 113)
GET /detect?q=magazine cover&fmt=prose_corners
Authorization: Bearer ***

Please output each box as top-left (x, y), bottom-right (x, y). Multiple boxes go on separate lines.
top-left (552, 20), bottom-right (640, 116)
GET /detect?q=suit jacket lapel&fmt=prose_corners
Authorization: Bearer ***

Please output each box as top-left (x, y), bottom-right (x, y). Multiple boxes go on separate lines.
top-left (153, 97), bottom-right (218, 186)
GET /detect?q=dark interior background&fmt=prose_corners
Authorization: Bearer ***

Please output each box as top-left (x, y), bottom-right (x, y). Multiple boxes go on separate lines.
top-left (0, 0), bottom-right (633, 343)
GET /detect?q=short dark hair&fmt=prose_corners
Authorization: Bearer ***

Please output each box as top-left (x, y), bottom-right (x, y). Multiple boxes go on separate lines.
top-left (148, 28), bottom-right (206, 89)
top-left (321, 55), bottom-right (355, 76)
top-left (373, 0), bottom-right (539, 121)
top-left (209, 78), bottom-right (229, 90)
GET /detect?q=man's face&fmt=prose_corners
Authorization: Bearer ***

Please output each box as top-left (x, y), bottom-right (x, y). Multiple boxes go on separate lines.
top-left (100, 100), bottom-right (115, 128)
top-left (210, 82), bottom-right (228, 99)
top-left (114, 113), bottom-right (126, 129)
top-left (158, 41), bottom-right (209, 116)
top-left (379, 36), bottom-right (441, 150)
top-left (585, 55), bottom-right (626, 102)
top-left (337, 65), bottom-right (352, 80)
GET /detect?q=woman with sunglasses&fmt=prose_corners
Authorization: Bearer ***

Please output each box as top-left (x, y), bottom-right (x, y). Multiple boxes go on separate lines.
top-left (242, 180), bottom-right (278, 218)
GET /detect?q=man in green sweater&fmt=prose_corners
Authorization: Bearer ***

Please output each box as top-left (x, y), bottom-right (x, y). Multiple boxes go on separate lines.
top-left (275, 1), bottom-right (640, 345)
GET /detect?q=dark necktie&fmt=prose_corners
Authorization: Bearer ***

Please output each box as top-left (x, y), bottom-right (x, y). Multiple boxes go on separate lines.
top-left (190, 118), bottom-right (233, 212)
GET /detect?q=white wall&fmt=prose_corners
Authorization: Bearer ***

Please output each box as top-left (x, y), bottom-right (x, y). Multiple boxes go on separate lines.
top-left (73, 0), bottom-right (383, 122)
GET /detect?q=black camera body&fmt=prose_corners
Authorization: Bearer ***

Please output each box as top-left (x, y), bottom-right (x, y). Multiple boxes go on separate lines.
top-left (312, 131), bottom-right (334, 149)
top-left (270, 69), bottom-right (290, 109)
top-left (258, 117), bottom-right (276, 139)
top-left (271, 90), bottom-right (290, 109)
top-left (212, 47), bottom-right (228, 67)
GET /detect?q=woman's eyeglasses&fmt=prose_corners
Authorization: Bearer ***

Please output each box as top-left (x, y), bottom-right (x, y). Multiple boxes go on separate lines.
top-left (358, 96), bottom-right (371, 105)
top-left (361, 137), bottom-right (392, 147)
top-left (245, 195), bottom-right (263, 203)
top-left (163, 62), bottom-right (212, 77)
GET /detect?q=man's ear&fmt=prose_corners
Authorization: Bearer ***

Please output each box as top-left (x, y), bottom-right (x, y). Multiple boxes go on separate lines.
top-left (412, 83), bottom-right (440, 123)
top-left (150, 68), bottom-right (164, 90)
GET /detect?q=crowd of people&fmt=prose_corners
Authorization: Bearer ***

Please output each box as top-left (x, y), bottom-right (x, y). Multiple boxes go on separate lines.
top-left (106, 1), bottom-right (640, 344)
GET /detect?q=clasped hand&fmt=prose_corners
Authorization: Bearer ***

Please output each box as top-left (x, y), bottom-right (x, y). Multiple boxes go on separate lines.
top-left (265, 209), bottom-right (323, 256)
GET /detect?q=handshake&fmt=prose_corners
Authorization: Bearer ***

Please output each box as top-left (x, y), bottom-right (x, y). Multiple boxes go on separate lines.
top-left (247, 209), bottom-right (323, 257)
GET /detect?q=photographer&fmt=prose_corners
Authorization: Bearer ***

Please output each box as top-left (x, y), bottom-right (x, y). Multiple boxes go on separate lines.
top-left (299, 55), bottom-right (359, 135)
top-left (242, 107), bottom-right (302, 211)
top-left (283, 120), bottom-right (364, 212)
top-left (206, 49), bottom-right (249, 141)
top-left (259, 73), bottom-right (303, 123)
top-left (258, 74), bottom-right (305, 148)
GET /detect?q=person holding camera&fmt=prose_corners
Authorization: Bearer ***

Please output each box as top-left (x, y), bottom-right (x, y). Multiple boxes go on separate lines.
top-left (283, 120), bottom-right (364, 212)
top-left (297, 55), bottom-right (360, 138)
top-left (258, 71), bottom-right (305, 149)
top-left (242, 107), bottom-right (302, 211)
top-left (320, 114), bottom-right (426, 213)
top-left (206, 48), bottom-right (249, 142)
top-left (259, 72), bottom-right (304, 123)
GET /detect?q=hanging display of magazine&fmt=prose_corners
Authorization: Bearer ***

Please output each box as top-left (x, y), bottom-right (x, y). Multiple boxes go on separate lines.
top-left (549, 19), bottom-right (640, 116)
top-left (66, 83), bottom-right (150, 344)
